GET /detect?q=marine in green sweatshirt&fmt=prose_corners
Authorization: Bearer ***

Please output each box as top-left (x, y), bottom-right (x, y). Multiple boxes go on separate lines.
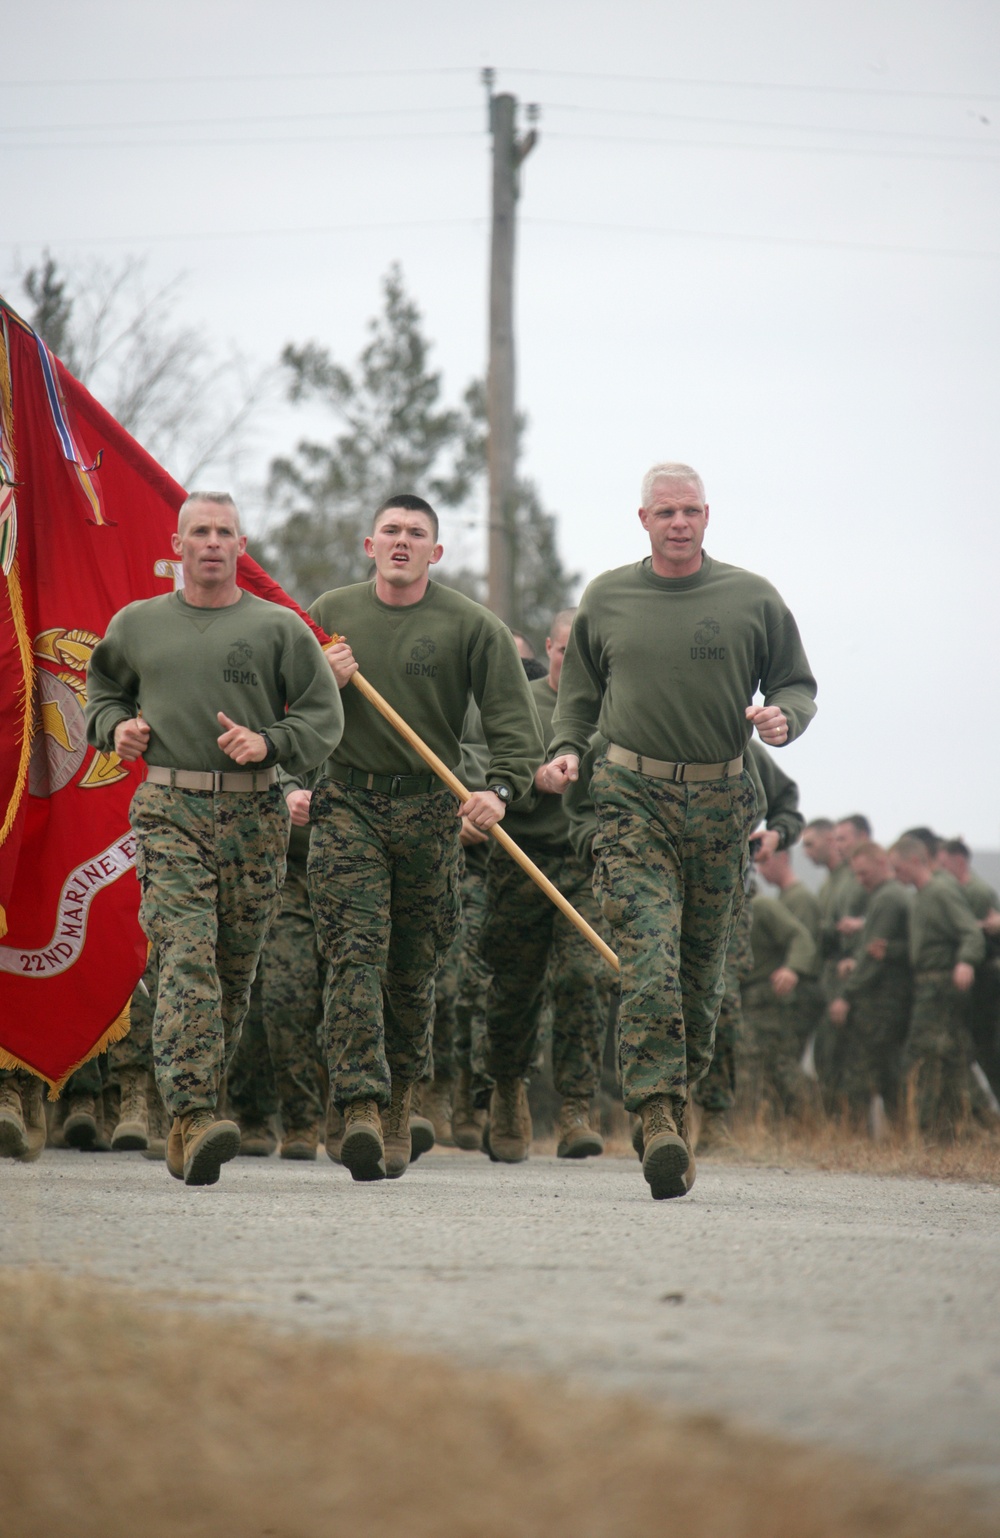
top-left (891, 838), bottom-right (986, 1137)
top-left (481, 623), bottom-right (609, 1160)
top-left (541, 462), bottom-right (816, 1200)
top-left (303, 495), bottom-right (543, 1182)
top-left (83, 492), bottom-right (344, 1187)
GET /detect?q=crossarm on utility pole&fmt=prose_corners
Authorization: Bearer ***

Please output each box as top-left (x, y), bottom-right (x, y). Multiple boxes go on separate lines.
top-left (339, 661), bottom-right (619, 975)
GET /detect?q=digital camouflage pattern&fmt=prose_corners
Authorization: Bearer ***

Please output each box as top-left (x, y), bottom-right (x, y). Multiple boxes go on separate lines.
top-left (109, 951), bottom-right (157, 1076)
top-left (451, 845), bottom-right (492, 1101)
top-left (695, 898), bottom-right (752, 1115)
top-left (130, 781), bottom-right (288, 1118)
top-left (591, 758), bottom-right (756, 1111)
top-left (740, 979), bottom-right (817, 1119)
top-left (483, 843), bottom-right (607, 1099)
top-left (225, 970), bottom-right (278, 1125)
top-left (259, 861), bottom-right (326, 1136)
top-left (902, 974), bottom-right (974, 1137)
top-left (308, 781), bottom-right (462, 1108)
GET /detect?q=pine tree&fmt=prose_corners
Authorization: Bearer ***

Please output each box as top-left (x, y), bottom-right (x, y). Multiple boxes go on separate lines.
top-left (257, 264), bottom-right (577, 634)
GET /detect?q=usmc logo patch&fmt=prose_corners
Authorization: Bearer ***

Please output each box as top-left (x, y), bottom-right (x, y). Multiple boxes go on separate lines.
top-left (227, 639), bottom-right (253, 668)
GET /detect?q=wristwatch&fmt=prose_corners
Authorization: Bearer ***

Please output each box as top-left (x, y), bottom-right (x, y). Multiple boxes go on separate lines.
top-left (259, 729), bottom-right (278, 765)
top-left (488, 783), bottom-right (513, 805)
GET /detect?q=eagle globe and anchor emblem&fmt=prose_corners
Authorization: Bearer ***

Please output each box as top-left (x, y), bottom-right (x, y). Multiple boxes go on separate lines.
top-left (28, 627), bottom-right (129, 798)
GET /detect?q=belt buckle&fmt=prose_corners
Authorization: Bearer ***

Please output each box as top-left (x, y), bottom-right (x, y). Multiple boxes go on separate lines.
top-left (672, 762), bottom-right (687, 783)
top-left (390, 775), bottom-right (402, 797)
top-left (211, 770), bottom-right (224, 793)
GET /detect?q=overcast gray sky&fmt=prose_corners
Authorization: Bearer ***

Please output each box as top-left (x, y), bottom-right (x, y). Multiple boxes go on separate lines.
top-left (5, 1), bottom-right (1000, 844)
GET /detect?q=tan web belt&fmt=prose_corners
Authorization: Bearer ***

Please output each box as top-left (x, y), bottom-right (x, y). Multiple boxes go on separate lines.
top-left (606, 743), bottom-right (743, 783)
top-left (145, 765), bottom-right (279, 793)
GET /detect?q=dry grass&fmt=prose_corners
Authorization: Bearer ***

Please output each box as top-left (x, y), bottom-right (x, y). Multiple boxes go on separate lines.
top-left (0, 1268), bottom-right (992, 1538)
top-left (585, 1102), bottom-right (1000, 1184)
top-left (687, 1113), bottom-right (1000, 1184)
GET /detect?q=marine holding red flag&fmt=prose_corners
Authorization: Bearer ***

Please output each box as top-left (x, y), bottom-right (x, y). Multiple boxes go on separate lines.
top-left (85, 492), bottom-right (343, 1185)
top-left (0, 299), bottom-right (342, 1172)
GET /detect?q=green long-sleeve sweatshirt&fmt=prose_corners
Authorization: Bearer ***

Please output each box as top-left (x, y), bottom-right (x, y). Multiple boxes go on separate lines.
top-left (549, 553), bottom-right (816, 764)
top-left (309, 580), bottom-right (542, 799)
top-left (500, 676), bottom-right (572, 850)
top-left (910, 870), bottom-right (986, 971)
top-left (841, 879), bottom-right (911, 999)
top-left (747, 895), bottom-right (816, 986)
top-left (85, 591), bottom-right (344, 778)
top-left (747, 742), bottom-right (804, 851)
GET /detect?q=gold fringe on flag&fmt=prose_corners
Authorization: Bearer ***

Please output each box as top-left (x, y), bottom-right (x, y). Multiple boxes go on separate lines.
top-left (0, 311), bottom-right (35, 857)
top-left (0, 998), bottom-right (132, 1098)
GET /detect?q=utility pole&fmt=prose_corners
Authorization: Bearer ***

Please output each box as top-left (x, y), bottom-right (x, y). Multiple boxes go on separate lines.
top-left (482, 69), bottom-right (538, 624)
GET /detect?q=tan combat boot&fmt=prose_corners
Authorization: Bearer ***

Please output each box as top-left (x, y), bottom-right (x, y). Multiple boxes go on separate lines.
top-left (180, 1110), bottom-right (241, 1186)
top-left (63, 1094), bottom-right (98, 1150)
top-left (675, 1096), bottom-right (697, 1194)
top-left (165, 1117), bottom-right (184, 1180)
top-left (382, 1081), bottom-right (414, 1178)
top-left (694, 1107), bottom-right (733, 1155)
top-left (111, 1066), bottom-right (150, 1151)
top-left (556, 1097), bottom-right (604, 1160)
top-left (279, 1126), bottom-right (320, 1161)
top-left (488, 1078), bottom-right (531, 1163)
top-left (407, 1081), bottom-right (435, 1163)
top-left (451, 1068), bottom-right (487, 1151)
top-left (425, 1077), bottom-right (455, 1147)
top-left (237, 1120), bottom-right (276, 1157)
top-left (340, 1099), bottom-right (386, 1182)
top-left (640, 1095), bottom-right (690, 1200)
top-left (141, 1087), bottom-right (169, 1162)
top-left (20, 1076), bottom-right (47, 1163)
top-left (325, 1101), bottom-right (344, 1164)
top-left (0, 1078), bottom-right (28, 1159)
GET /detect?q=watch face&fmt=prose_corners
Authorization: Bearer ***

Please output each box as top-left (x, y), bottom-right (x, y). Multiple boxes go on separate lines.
top-left (491, 784), bottom-right (511, 803)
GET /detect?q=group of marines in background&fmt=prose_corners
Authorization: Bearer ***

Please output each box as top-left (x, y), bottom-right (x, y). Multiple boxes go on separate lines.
top-left (7, 608), bottom-right (996, 1171)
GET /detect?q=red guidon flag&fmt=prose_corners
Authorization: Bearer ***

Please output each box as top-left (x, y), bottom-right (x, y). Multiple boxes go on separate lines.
top-left (0, 298), bottom-right (333, 1092)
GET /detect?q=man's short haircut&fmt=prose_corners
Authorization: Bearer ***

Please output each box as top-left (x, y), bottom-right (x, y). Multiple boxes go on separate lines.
top-left (805, 817), bottom-right (834, 834)
top-left (549, 608), bottom-right (577, 638)
top-left (837, 813), bottom-right (872, 838)
top-left (179, 491), bottom-right (241, 533)
top-left (641, 462), bottom-right (706, 507)
top-left (851, 840), bottom-right (885, 862)
top-left (942, 837), bottom-right (971, 861)
top-left (891, 835), bottom-right (931, 863)
top-left (901, 826), bottom-right (941, 859)
top-left (372, 493), bottom-right (439, 541)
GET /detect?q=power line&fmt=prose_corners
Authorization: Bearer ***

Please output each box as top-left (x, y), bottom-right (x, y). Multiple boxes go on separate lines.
top-left (0, 106), bottom-right (479, 136)
top-left (524, 215), bottom-right (1000, 262)
top-left (544, 102), bottom-right (997, 147)
top-left (4, 215), bottom-right (996, 262)
top-left (5, 130), bottom-right (480, 151)
top-left (5, 65), bottom-right (998, 105)
top-left (547, 130), bottom-right (1000, 166)
top-left (4, 101), bottom-right (993, 150)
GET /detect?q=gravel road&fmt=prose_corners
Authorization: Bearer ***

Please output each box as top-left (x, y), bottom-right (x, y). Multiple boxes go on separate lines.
top-left (2, 1147), bottom-right (998, 1507)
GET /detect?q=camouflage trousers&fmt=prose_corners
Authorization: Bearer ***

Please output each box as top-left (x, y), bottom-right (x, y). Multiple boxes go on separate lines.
top-left (308, 781), bottom-right (462, 1109)
top-left (694, 899), bottom-right (752, 1114)
top-left (740, 981), bottom-right (818, 1119)
top-left (131, 782), bottom-right (287, 1118)
top-left (592, 758), bottom-right (756, 1112)
top-left (483, 842), bottom-right (608, 1099)
top-left (826, 979), bottom-right (910, 1118)
top-left (108, 950), bottom-right (158, 1076)
top-left (452, 847), bottom-right (492, 1100)
top-left (902, 973), bottom-right (975, 1137)
top-left (260, 864), bottom-right (326, 1135)
top-left (225, 970), bottom-right (278, 1124)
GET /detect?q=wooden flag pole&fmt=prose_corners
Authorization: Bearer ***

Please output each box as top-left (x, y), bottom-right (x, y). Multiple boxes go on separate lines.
top-left (341, 664), bottom-right (619, 975)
